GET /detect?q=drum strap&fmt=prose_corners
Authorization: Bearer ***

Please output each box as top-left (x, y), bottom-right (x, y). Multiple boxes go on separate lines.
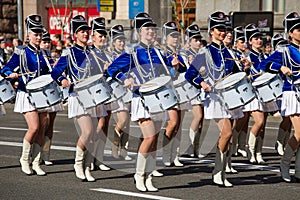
top-left (131, 51), bottom-right (143, 84)
top-left (228, 49), bottom-right (242, 71)
top-left (42, 50), bottom-right (53, 73)
top-left (154, 48), bottom-right (171, 76)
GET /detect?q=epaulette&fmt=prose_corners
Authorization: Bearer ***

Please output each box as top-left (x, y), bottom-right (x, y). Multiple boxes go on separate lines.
top-left (61, 48), bottom-right (71, 56)
top-left (276, 45), bottom-right (288, 53)
top-left (13, 46), bottom-right (26, 55)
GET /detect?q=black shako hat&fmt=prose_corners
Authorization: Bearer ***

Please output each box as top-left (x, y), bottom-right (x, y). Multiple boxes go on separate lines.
top-left (91, 17), bottom-right (107, 36)
top-left (271, 33), bottom-right (288, 51)
top-left (224, 15), bottom-right (233, 31)
top-left (244, 23), bottom-right (262, 43)
top-left (70, 15), bottom-right (90, 35)
top-left (208, 11), bottom-right (226, 30)
top-left (109, 24), bottom-right (126, 43)
top-left (283, 12), bottom-right (300, 34)
top-left (186, 24), bottom-right (202, 41)
top-left (25, 14), bottom-right (43, 34)
top-left (42, 28), bottom-right (51, 41)
top-left (133, 12), bottom-right (157, 30)
top-left (234, 26), bottom-right (245, 42)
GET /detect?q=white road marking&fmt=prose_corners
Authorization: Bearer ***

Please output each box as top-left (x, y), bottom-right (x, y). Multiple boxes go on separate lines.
top-left (90, 188), bottom-right (182, 200)
top-left (0, 126), bottom-right (60, 133)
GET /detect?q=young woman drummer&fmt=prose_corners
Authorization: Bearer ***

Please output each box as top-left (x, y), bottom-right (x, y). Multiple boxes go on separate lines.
top-left (39, 29), bottom-right (64, 166)
top-left (161, 21), bottom-right (186, 167)
top-left (107, 12), bottom-right (179, 192)
top-left (1, 15), bottom-right (50, 176)
top-left (185, 11), bottom-right (251, 187)
top-left (108, 24), bottom-right (132, 161)
top-left (51, 15), bottom-right (104, 182)
top-left (244, 24), bottom-right (279, 164)
top-left (184, 24), bottom-right (205, 159)
top-left (259, 12), bottom-right (300, 183)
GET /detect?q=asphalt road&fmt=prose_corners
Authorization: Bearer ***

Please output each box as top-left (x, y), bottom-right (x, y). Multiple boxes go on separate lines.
top-left (0, 103), bottom-right (299, 200)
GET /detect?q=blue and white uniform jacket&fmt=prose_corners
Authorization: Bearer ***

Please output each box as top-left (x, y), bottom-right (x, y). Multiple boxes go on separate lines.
top-left (164, 46), bottom-right (187, 73)
top-left (51, 44), bottom-right (102, 93)
top-left (247, 48), bottom-right (268, 81)
top-left (185, 42), bottom-right (241, 89)
top-left (107, 42), bottom-right (178, 97)
top-left (1, 44), bottom-right (51, 92)
top-left (259, 42), bottom-right (300, 92)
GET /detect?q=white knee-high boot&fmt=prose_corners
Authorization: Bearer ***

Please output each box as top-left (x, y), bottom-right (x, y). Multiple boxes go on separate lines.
top-left (94, 135), bottom-right (110, 171)
top-left (145, 155), bottom-right (158, 192)
top-left (32, 143), bottom-right (46, 176)
top-left (134, 153), bottom-right (147, 192)
top-left (212, 149), bottom-right (233, 187)
top-left (74, 146), bottom-right (86, 180)
top-left (171, 133), bottom-right (183, 167)
top-left (295, 148), bottom-right (300, 182)
top-left (85, 151), bottom-right (95, 182)
top-left (41, 136), bottom-right (53, 165)
top-left (280, 144), bottom-right (295, 182)
top-left (275, 128), bottom-right (286, 156)
top-left (225, 145), bottom-right (238, 174)
top-left (162, 132), bottom-right (172, 166)
top-left (231, 129), bottom-right (239, 156)
top-left (20, 139), bottom-right (33, 175)
top-left (256, 136), bottom-right (265, 164)
top-left (248, 132), bottom-right (257, 164)
top-left (237, 130), bottom-right (248, 157)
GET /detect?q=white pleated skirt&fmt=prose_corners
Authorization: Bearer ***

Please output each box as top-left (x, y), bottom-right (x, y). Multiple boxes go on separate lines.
top-left (68, 94), bottom-right (98, 118)
top-left (243, 97), bottom-right (264, 112)
top-left (96, 104), bottom-right (108, 118)
top-left (14, 91), bottom-right (36, 113)
top-left (204, 93), bottom-right (232, 119)
top-left (111, 99), bottom-right (130, 113)
top-left (281, 91), bottom-right (300, 117)
top-left (131, 96), bottom-right (169, 122)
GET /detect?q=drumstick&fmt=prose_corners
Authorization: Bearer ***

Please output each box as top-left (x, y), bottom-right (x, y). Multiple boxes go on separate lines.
top-left (5, 71), bottom-right (35, 78)
top-left (211, 72), bottom-right (233, 87)
top-left (225, 57), bottom-right (254, 64)
top-left (167, 53), bottom-right (186, 68)
top-left (248, 72), bottom-right (264, 79)
top-left (134, 83), bottom-right (157, 87)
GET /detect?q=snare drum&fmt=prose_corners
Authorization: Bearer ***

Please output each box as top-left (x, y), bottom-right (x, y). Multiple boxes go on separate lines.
top-left (26, 74), bottom-right (61, 109)
top-left (74, 74), bottom-right (111, 109)
top-left (60, 86), bottom-right (69, 102)
top-left (173, 73), bottom-right (200, 104)
top-left (122, 88), bottom-right (133, 103)
top-left (215, 72), bottom-right (255, 110)
top-left (0, 76), bottom-right (15, 104)
top-left (104, 77), bottom-right (126, 104)
top-left (139, 76), bottom-right (178, 114)
top-left (252, 72), bottom-right (283, 103)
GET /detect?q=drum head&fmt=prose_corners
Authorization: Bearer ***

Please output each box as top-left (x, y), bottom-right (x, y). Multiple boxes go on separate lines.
top-left (215, 72), bottom-right (246, 90)
top-left (252, 73), bottom-right (276, 86)
top-left (26, 74), bottom-right (53, 90)
top-left (173, 73), bottom-right (186, 86)
top-left (139, 76), bottom-right (171, 93)
top-left (74, 74), bottom-right (104, 89)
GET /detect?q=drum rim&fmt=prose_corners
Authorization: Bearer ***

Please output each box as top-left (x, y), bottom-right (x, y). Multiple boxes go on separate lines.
top-left (74, 74), bottom-right (104, 89)
top-left (26, 82), bottom-right (58, 92)
top-left (252, 73), bottom-right (278, 87)
top-left (26, 74), bottom-right (54, 90)
top-left (215, 72), bottom-right (247, 90)
top-left (139, 76), bottom-right (172, 93)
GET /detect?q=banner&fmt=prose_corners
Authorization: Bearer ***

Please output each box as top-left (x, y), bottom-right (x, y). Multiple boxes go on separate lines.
top-left (48, 7), bottom-right (100, 38)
